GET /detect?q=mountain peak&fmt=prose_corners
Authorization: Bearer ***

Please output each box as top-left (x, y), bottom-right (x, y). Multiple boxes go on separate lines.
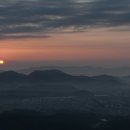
top-left (30, 69), bottom-right (70, 76)
top-left (0, 71), bottom-right (25, 82)
top-left (28, 69), bottom-right (71, 81)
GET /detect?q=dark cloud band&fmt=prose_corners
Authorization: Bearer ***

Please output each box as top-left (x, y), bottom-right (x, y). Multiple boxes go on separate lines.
top-left (0, 0), bottom-right (130, 39)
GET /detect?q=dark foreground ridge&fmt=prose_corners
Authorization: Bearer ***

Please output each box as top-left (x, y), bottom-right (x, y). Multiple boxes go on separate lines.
top-left (0, 110), bottom-right (130, 130)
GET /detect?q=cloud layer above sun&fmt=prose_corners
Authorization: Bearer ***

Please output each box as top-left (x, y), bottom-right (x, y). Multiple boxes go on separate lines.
top-left (0, 0), bottom-right (130, 39)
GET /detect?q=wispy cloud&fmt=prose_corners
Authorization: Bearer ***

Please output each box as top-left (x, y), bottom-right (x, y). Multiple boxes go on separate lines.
top-left (0, 0), bottom-right (130, 39)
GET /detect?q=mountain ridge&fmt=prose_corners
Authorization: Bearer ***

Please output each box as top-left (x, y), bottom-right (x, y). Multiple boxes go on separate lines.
top-left (0, 69), bottom-right (123, 85)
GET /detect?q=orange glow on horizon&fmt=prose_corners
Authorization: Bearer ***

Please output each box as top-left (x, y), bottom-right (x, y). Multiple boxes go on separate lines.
top-left (0, 28), bottom-right (130, 63)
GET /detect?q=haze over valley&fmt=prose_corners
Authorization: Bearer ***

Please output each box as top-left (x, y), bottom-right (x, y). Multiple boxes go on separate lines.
top-left (1, 0), bottom-right (130, 129)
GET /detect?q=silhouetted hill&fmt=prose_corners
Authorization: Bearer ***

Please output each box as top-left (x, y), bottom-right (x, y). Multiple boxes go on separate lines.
top-left (91, 75), bottom-right (118, 80)
top-left (0, 70), bottom-right (124, 85)
top-left (19, 66), bottom-right (130, 76)
top-left (90, 75), bottom-right (122, 85)
top-left (0, 71), bottom-right (25, 82)
top-left (27, 69), bottom-right (72, 81)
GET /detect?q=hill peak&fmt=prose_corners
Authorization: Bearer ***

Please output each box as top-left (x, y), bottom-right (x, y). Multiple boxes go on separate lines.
top-left (29, 69), bottom-right (70, 76)
top-left (28, 69), bottom-right (71, 81)
top-left (0, 71), bottom-right (25, 82)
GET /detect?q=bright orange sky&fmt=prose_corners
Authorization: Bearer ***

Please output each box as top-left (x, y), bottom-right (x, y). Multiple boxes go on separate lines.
top-left (0, 28), bottom-right (130, 69)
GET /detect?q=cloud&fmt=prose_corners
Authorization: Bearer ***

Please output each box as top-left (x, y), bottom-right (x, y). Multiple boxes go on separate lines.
top-left (0, 0), bottom-right (130, 39)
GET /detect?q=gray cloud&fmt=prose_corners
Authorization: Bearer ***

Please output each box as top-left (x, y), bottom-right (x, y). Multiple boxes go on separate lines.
top-left (0, 0), bottom-right (130, 39)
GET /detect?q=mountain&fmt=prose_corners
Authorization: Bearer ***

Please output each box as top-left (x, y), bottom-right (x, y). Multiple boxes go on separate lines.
top-left (0, 70), bottom-right (123, 85)
top-left (89, 75), bottom-right (123, 87)
top-left (0, 69), bottom-right (129, 115)
top-left (91, 75), bottom-right (118, 80)
top-left (27, 69), bottom-right (72, 82)
top-left (0, 71), bottom-right (25, 82)
top-left (19, 66), bottom-right (130, 76)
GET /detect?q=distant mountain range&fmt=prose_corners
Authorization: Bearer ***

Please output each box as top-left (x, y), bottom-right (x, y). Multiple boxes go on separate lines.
top-left (17, 66), bottom-right (130, 76)
top-left (0, 69), bottom-right (125, 86)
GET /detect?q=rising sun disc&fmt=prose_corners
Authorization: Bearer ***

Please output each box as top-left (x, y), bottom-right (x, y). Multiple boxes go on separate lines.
top-left (0, 60), bottom-right (5, 65)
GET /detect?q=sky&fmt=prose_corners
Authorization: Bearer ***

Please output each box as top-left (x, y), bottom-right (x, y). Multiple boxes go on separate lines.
top-left (0, 0), bottom-right (130, 70)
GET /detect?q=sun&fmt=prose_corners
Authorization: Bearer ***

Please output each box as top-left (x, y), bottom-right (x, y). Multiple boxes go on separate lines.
top-left (0, 60), bottom-right (5, 65)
